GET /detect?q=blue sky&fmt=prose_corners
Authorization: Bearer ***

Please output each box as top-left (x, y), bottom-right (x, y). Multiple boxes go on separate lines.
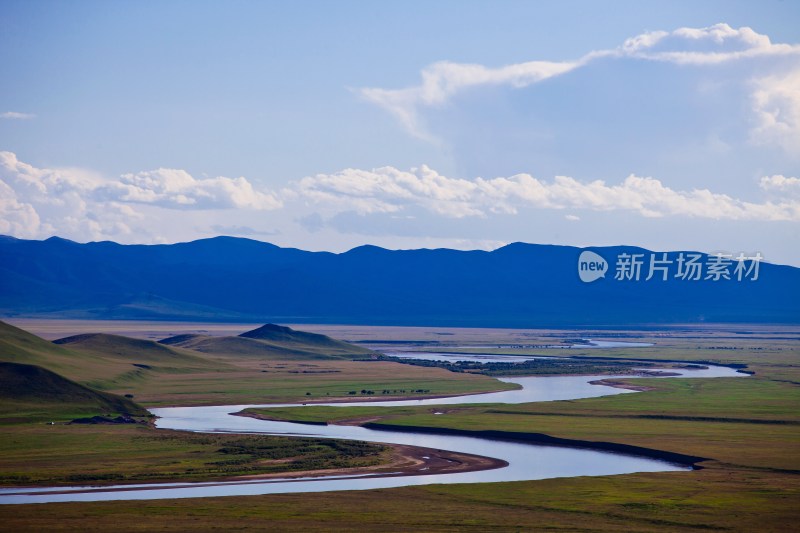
top-left (1, 1), bottom-right (799, 264)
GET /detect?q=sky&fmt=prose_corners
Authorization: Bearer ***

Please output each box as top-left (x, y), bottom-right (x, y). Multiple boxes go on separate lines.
top-left (1, 0), bottom-right (799, 265)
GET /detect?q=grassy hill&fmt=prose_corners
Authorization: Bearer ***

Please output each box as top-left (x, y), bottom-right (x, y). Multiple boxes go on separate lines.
top-left (54, 333), bottom-right (217, 365)
top-left (0, 321), bottom-right (506, 406)
top-left (0, 320), bottom-right (234, 394)
top-left (158, 333), bottom-right (330, 359)
top-left (0, 320), bottom-right (76, 367)
top-left (238, 323), bottom-right (375, 358)
top-left (0, 320), bottom-right (120, 382)
top-left (159, 324), bottom-right (375, 360)
top-left (0, 362), bottom-right (148, 421)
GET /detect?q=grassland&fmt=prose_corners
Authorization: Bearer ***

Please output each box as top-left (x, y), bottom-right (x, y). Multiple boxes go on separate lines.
top-left (0, 330), bottom-right (393, 489)
top-left (103, 359), bottom-right (515, 407)
top-left (0, 423), bottom-right (387, 486)
top-left (0, 320), bottom-right (515, 406)
top-left (258, 376), bottom-right (799, 467)
top-left (0, 321), bottom-right (511, 490)
top-left (2, 471), bottom-right (797, 532)
top-left (0, 321), bottom-right (797, 531)
top-left (4, 374), bottom-right (796, 531)
top-left (0, 361), bottom-right (147, 423)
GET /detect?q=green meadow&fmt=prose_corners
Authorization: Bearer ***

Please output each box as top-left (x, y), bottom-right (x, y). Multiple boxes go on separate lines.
top-left (0, 424), bottom-right (387, 487)
top-left (0, 321), bottom-right (798, 531)
top-left (0, 321), bottom-right (514, 407)
top-left (0, 320), bottom-right (507, 489)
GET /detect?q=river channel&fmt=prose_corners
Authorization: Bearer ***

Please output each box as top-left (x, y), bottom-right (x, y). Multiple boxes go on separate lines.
top-left (0, 356), bottom-right (746, 504)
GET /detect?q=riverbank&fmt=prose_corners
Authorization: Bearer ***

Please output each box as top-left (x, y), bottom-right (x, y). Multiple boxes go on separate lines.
top-left (238, 406), bottom-right (704, 468)
top-left (234, 410), bottom-right (507, 479)
top-left (238, 408), bottom-right (704, 472)
top-left (588, 378), bottom-right (659, 391)
top-left (1, 323), bottom-right (797, 530)
top-left (230, 442), bottom-right (507, 482)
top-left (363, 423), bottom-right (707, 467)
top-left (0, 425), bottom-right (393, 489)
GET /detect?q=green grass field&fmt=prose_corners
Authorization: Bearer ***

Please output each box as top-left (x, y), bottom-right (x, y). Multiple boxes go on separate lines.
top-left (0, 321), bottom-right (510, 490)
top-left (0, 321), bottom-right (514, 406)
top-left (105, 360), bottom-right (516, 407)
top-left (0, 423), bottom-right (387, 486)
top-left (0, 322), bottom-right (798, 531)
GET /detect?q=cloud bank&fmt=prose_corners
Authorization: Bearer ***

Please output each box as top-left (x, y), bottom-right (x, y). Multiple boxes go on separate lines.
top-left (1, 24), bottom-right (798, 257)
top-left (0, 151), bottom-right (281, 241)
top-left (360, 23), bottom-right (800, 150)
top-left (297, 165), bottom-right (800, 222)
top-left (3, 150), bottom-right (797, 245)
top-left (99, 169), bottom-right (281, 210)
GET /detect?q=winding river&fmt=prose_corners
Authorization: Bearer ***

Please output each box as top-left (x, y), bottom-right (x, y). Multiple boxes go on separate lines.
top-left (0, 357), bottom-right (746, 504)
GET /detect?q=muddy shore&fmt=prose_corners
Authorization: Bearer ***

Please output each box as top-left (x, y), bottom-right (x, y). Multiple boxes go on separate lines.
top-left (233, 411), bottom-right (508, 482)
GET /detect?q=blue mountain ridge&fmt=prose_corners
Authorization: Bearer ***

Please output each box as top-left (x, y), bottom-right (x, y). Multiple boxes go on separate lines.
top-left (0, 235), bottom-right (796, 326)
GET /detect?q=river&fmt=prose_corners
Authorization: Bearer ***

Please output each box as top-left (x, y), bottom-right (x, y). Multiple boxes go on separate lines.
top-left (0, 359), bottom-right (746, 504)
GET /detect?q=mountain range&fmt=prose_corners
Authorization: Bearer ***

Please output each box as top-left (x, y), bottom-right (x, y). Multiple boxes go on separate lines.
top-left (1, 235), bottom-right (797, 325)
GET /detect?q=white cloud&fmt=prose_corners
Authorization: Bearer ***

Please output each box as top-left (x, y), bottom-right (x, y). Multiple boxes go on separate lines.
top-left (296, 165), bottom-right (800, 222)
top-left (100, 168), bottom-right (282, 210)
top-left (361, 23), bottom-right (800, 146)
top-left (0, 151), bottom-right (138, 240)
top-left (751, 69), bottom-right (800, 153)
top-left (0, 179), bottom-right (44, 238)
top-left (1, 151), bottom-right (796, 248)
top-left (0, 111), bottom-right (35, 120)
top-left (614, 23), bottom-right (799, 65)
top-left (296, 165), bottom-right (484, 217)
top-left (0, 151), bottom-right (282, 213)
top-left (0, 151), bottom-right (282, 242)
top-left (760, 174), bottom-right (800, 197)
top-left (360, 60), bottom-right (578, 139)
top-left (0, 151), bottom-right (103, 208)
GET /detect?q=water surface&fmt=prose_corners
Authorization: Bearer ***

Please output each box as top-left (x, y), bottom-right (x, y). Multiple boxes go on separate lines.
top-left (0, 363), bottom-right (745, 504)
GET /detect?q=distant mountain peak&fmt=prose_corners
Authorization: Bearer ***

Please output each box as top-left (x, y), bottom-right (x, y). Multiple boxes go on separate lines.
top-left (240, 323), bottom-right (293, 337)
top-left (202, 235), bottom-right (276, 245)
top-left (345, 244), bottom-right (390, 255)
top-left (44, 236), bottom-right (77, 245)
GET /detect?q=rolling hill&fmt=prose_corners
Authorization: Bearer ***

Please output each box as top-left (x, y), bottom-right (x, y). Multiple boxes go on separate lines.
top-left (0, 320), bottom-right (105, 379)
top-left (0, 235), bottom-right (797, 325)
top-left (238, 323), bottom-right (374, 357)
top-left (0, 320), bottom-right (382, 406)
top-left (0, 362), bottom-right (147, 419)
top-left (159, 324), bottom-right (374, 360)
top-left (53, 333), bottom-right (218, 366)
top-left (0, 320), bottom-right (233, 393)
top-left (0, 320), bottom-right (75, 366)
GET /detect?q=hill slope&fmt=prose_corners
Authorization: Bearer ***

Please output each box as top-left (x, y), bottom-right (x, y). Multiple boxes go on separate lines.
top-left (1, 236), bottom-right (797, 325)
top-left (0, 320), bottom-right (75, 365)
top-left (0, 320), bottom-right (105, 379)
top-left (0, 362), bottom-right (147, 419)
top-left (239, 324), bottom-right (374, 357)
top-left (159, 324), bottom-right (373, 359)
top-left (53, 333), bottom-right (217, 366)
top-left (0, 320), bottom-right (233, 393)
